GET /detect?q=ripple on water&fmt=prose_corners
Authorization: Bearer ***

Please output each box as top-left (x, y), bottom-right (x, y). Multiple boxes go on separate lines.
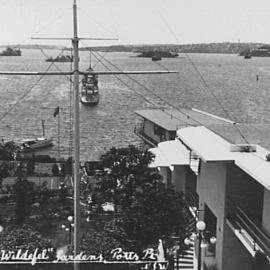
top-left (1, 51), bottom-right (270, 159)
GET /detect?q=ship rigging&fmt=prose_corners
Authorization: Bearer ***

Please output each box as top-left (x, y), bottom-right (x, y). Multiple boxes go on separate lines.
top-left (0, 0), bottom-right (178, 266)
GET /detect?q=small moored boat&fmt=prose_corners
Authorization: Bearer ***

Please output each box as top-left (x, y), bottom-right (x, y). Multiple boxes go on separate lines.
top-left (21, 120), bottom-right (53, 152)
top-left (21, 137), bottom-right (53, 152)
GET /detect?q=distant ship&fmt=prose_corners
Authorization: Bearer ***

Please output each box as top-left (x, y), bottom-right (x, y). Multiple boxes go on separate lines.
top-left (80, 67), bottom-right (99, 106)
top-left (137, 50), bottom-right (178, 58)
top-left (244, 55), bottom-right (252, 59)
top-left (152, 53), bottom-right (162, 61)
top-left (0, 47), bottom-right (21, 56)
top-left (239, 45), bottom-right (270, 57)
top-left (244, 53), bottom-right (252, 59)
top-left (46, 55), bottom-right (73, 62)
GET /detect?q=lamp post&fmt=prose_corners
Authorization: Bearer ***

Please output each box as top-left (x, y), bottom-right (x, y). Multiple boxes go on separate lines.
top-left (171, 235), bottom-right (181, 270)
top-left (61, 216), bottom-right (74, 243)
top-left (196, 220), bottom-right (206, 270)
top-left (184, 220), bottom-right (216, 270)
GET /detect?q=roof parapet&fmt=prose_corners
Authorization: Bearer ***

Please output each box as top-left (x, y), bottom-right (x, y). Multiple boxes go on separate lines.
top-left (230, 144), bottom-right (257, 153)
top-left (192, 108), bottom-right (237, 124)
top-left (229, 144), bottom-right (270, 162)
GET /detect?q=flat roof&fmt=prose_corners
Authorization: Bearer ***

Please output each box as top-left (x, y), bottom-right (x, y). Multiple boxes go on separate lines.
top-left (177, 126), bottom-right (270, 190)
top-left (135, 108), bottom-right (235, 131)
top-left (148, 147), bottom-right (170, 168)
top-left (177, 126), bottom-right (238, 162)
top-left (149, 140), bottom-right (190, 168)
top-left (158, 140), bottom-right (190, 165)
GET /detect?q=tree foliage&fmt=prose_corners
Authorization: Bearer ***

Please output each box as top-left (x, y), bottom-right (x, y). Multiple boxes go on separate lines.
top-left (95, 145), bottom-right (160, 208)
top-left (52, 163), bottom-right (59, 177)
top-left (13, 178), bottom-right (34, 224)
top-left (26, 159), bottom-right (35, 176)
top-left (0, 225), bottom-right (54, 252)
top-left (79, 229), bottom-right (124, 258)
top-left (94, 145), bottom-right (187, 250)
top-left (0, 162), bottom-right (9, 192)
top-left (120, 186), bottom-right (186, 249)
top-left (0, 141), bottom-right (20, 160)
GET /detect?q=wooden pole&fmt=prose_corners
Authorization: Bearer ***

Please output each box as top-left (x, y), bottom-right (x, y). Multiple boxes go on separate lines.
top-left (72, 0), bottom-right (80, 269)
top-left (42, 120), bottom-right (45, 136)
top-left (58, 110), bottom-right (60, 159)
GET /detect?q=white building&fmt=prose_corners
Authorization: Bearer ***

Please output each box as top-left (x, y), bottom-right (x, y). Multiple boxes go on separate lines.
top-left (135, 108), bottom-right (233, 149)
top-left (150, 125), bottom-right (270, 270)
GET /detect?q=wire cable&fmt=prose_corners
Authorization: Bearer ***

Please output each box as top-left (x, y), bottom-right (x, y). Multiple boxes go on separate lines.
top-left (88, 48), bottom-right (207, 128)
top-left (155, 9), bottom-right (250, 145)
top-left (31, 7), bottom-right (72, 39)
top-left (90, 49), bottom-right (202, 130)
top-left (85, 45), bottom-right (204, 127)
top-left (93, 50), bottom-right (110, 69)
top-left (0, 49), bottom-right (68, 122)
top-left (90, 51), bottom-right (160, 107)
top-left (77, 5), bottom-right (119, 40)
top-left (35, 44), bottom-right (74, 84)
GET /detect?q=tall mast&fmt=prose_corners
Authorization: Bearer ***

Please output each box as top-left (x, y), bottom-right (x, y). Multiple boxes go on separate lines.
top-left (72, 0), bottom-right (80, 260)
top-left (42, 119), bottom-right (45, 136)
top-left (0, 3), bottom-right (178, 263)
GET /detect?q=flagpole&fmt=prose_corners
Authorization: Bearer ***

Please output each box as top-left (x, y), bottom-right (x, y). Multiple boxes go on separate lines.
top-left (58, 109), bottom-right (60, 160)
top-left (42, 120), bottom-right (45, 137)
top-left (72, 1), bottom-right (80, 269)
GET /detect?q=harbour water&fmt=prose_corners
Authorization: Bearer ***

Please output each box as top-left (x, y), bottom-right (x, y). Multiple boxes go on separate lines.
top-left (1, 50), bottom-right (270, 160)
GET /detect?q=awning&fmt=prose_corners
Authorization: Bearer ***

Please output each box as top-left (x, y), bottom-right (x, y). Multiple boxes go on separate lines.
top-left (158, 140), bottom-right (189, 166)
top-left (148, 147), bottom-right (170, 168)
top-left (149, 140), bottom-right (189, 170)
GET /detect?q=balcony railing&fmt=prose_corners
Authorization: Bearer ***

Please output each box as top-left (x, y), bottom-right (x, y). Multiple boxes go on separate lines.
top-left (185, 191), bottom-right (199, 220)
top-left (134, 123), bottom-right (158, 147)
top-left (227, 198), bottom-right (270, 259)
top-left (189, 151), bottom-right (201, 175)
top-left (185, 191), bottom-right (199, 209)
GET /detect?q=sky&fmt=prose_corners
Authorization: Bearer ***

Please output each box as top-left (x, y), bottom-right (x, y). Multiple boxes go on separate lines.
top-left (0, 0), bottom-right (270, 46)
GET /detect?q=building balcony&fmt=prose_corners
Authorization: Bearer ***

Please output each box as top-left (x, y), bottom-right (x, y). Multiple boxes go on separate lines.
top-left (185, 191), bottom-right (199, 219)
top-left (134, 123), bottom-right (158, 147)
top-left (185, 191), bottom-right (199, 209)
top-left (226, 198), bottom-right (270, 259)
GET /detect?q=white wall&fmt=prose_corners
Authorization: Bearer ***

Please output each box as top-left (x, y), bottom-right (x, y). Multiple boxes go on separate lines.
top-left (262, 188), bottom-right (270, 235)
top-left (172, 165), bottom-right (186, 193)
top-left (222, 223), bottom-right (253, 270)
top-left (199, 162), bottom-right (255, 270)
top-left (197, 161), bottom-right (227, 270)
top-left (159, 165), bottom-right (187, 192)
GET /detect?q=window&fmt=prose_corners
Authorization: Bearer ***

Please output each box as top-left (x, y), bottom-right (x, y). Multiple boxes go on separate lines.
top-left (167, 167), bottom-right (172, 187)
top-left (153, 124), bottom-right (164, 136)
top-left (169, 131), bottom-right (176, 140)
